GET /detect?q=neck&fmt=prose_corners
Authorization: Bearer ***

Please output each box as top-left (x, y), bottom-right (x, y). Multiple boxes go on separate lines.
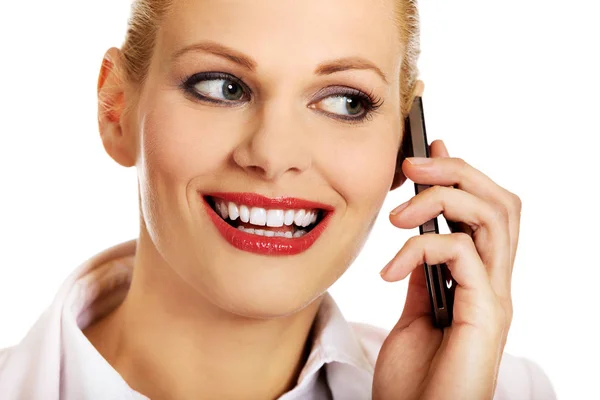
top-left (84, 228), bottom-right (323, 400)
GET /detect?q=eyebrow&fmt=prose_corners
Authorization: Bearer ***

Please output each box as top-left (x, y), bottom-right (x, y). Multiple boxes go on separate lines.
top-left (171, 41), bottom-right (257, 71)
top-left (172, 41), bottom-right (388, 84)
top-left (315, 57), bottom-right (389, 84)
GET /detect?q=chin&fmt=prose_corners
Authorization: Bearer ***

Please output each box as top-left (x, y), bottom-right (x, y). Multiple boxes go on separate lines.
top-left (199, 260), bottom-right (329, 319)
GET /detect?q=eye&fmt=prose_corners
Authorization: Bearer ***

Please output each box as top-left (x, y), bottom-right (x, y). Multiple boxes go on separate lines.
top-left (194, 79), bottom-right (244, 101)
top-left (181, 72), bottom-right (250, 104)
top-left (308, 87), bottom-right (383, 122)
top-left (315, 95), bottom-right (365, 117)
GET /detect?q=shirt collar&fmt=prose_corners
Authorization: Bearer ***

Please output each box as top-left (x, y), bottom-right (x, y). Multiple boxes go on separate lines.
top-left (11, 239), bottom-right (375, 399)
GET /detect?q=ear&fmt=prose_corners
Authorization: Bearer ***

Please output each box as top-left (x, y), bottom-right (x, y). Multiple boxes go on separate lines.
top-left (97, 47), bottom-right (136, 168)
top-left (390, 79), bottom-right (425, 191)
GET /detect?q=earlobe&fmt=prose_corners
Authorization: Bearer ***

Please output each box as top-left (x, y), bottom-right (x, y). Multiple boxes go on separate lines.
top-left (389, 154), bottom-right (407, 191)
top-left (390, 131), bottom-right (409, 191)
top-left (97, 47), bottom-right (136, 168)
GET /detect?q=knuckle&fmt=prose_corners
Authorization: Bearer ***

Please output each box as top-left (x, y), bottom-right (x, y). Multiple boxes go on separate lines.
top-left (429, 184), bottom-right (447, 200)
top-left (504, 190), bottom-right (522, 216)
top-left (492, 204), bottom-right (510, 227)
top-left (431, 184), bottom-right (444, 195)
top-left (451, 232), bottom-right (473, 253)
top-left (511, 193), bottom-right (523, 214)
top-left (454, 157), bottom-right (468, 168)
top-left (456, 158), bottom-right (470, 180)
top-left (406, 235), bottom-right (421, 248)
top-left (424, 184), bottom-right (443, 196)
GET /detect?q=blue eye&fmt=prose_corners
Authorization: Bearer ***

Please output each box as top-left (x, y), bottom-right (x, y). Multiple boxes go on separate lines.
top-left (308, 86), bottom-right (384, 123)
top-left (180, 73), bottom-right (384, 123)
top-left (182, 72), bottom-right (250, 103)
top-left (314, 95), bottom-right (365, 117)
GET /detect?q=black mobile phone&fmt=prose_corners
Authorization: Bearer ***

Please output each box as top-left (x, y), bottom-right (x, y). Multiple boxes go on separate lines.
top-left (402, 96), bottom-right (455, 329)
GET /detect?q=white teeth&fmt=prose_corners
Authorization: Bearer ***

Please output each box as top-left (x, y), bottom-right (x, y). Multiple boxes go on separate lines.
top-left (301, 212), bottom-right (312, 227)
top-left (250, 207), bottom-right (267, 225)
top-left (228, 202), bottom-right (239, 221)
top-left (284, 209), bottom-right (295, 226)
top-left (239, 205), bottom-right (250, 223)
top-left (294, 210), bottom-right (306, 226)
top-left (266, 209), bottom-right (285, 227)
top-left (211, 197), bottom-right (323, 229)
top-left (238, 225), bottom-right (301, 239)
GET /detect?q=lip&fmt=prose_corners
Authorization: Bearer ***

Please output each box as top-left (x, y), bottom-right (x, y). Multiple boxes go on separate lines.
top-left (202, 192), bottom-right (334, 256)
top-left (205, 192), bottom-right (335, 211)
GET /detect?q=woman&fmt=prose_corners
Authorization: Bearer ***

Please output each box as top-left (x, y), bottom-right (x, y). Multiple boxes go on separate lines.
top-left (0, 0), bottom-right (556, 398)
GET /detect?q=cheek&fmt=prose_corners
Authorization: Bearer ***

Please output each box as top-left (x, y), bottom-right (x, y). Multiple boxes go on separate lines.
top-left (318, 130), bottom-right (399, 214)
top-left (138, 97), bottom-right (234, 184)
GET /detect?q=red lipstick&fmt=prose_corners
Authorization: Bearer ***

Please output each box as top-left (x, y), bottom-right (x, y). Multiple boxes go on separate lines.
top-left (202, 192), bottom-right (333, 256)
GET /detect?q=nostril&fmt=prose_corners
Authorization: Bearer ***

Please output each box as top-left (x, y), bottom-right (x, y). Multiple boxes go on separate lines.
top-left (247, 165), bottom-right (267, 175)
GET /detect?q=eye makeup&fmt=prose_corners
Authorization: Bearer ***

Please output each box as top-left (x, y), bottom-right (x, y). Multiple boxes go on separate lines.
top-left (308, 85), bottom-right (384, 124)
top-left (179, 71), bottom-right (252, 105)
top-left (177, 71), bottom-right (385, 124)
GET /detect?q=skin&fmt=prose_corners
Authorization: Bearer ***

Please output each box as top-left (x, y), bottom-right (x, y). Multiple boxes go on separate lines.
top-left (87, 0), bottom-right (521, 399)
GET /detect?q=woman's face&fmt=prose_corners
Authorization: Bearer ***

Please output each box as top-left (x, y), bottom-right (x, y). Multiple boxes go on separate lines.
top-left (131, 0), bottom-right (404, 317)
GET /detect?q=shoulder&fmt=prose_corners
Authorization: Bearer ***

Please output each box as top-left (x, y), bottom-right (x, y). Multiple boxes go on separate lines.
top-left (0, 345), bottom-right (16, 387)
top-left (0, 346), bottom-right (11, 370)
top-left (348, 323), bottom-right (556, 400)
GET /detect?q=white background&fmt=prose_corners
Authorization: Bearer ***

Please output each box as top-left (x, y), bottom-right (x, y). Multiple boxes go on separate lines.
top-left (0, 1), bottom-right (598, 398)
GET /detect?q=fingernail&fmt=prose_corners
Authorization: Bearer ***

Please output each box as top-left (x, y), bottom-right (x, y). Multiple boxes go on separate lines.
top-left (407, 157), bottom-right (432, 165)
top-left (390, 200), bottom-right (410, 215)
top-left (380, 260), bottom-right (394, 276)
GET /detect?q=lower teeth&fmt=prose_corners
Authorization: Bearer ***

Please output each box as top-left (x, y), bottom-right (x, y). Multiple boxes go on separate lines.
top-left (237, 226), bottom-right (306, 238)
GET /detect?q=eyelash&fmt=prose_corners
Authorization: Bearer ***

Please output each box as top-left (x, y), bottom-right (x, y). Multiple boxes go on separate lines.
top-left (179, 71), bottom-right (384, 124)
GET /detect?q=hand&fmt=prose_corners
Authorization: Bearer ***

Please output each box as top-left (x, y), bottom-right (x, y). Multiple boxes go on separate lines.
top-left (372, 140), bottom-right (521, 400)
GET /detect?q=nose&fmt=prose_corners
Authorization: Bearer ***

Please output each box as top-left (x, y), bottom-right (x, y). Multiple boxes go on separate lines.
top-left (232, 102), bottom-right (312, 181)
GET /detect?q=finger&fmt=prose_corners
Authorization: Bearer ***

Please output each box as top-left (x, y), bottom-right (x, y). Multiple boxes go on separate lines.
top-left (430, 139), bottom-right (449, 158)
top-left (389, 185), bottom-right (511, 297)
top-left (381, 233), bottom-right (500, 328)
top-left (402, 156), bottom-right (521, 269)
top-left (381, 233), bottom-right (490, 291)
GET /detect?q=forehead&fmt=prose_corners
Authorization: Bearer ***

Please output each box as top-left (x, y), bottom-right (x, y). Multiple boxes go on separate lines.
top-left (158, 0), bottom-right (402, 79)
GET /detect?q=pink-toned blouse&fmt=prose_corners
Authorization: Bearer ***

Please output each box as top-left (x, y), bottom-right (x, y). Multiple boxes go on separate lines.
top-left (0, 239), bottom-right (556, 399)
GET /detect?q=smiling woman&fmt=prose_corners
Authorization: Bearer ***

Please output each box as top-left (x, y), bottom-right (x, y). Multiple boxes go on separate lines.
top-left (0, 0), bottom-right (557, 399)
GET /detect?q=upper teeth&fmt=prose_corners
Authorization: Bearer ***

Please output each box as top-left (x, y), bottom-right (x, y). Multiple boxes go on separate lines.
top-left (213, 199), bottom-right (319, 228)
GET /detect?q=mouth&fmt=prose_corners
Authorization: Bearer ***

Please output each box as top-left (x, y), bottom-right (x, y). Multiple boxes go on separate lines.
top-left (202, 192), bottom-right (333, 256)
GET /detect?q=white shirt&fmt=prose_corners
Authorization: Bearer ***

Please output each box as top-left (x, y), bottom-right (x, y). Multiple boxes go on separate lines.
top-left (0, 239), bottom-right (556, 399)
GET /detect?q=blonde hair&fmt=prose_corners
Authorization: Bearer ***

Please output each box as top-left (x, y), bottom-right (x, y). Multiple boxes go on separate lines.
top-left (119, 0), bottom-right (420, 118)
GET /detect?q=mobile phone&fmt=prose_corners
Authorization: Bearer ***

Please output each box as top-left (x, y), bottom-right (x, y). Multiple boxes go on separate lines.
top-left (402, 96), bottom-right (455, 329)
